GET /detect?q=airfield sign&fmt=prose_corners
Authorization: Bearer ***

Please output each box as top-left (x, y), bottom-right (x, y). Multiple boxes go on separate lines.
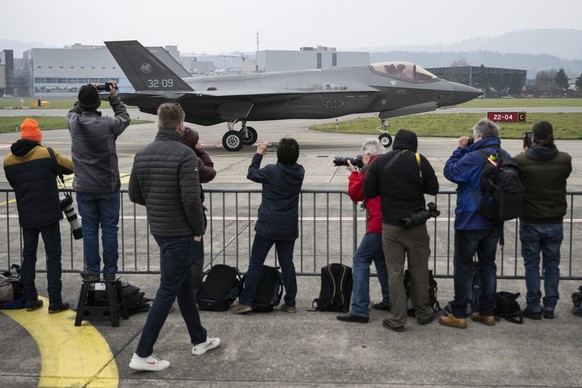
top-left (487, 112), bottom-right (526, 122)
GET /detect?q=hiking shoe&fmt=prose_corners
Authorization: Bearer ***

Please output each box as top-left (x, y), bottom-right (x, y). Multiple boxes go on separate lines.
top-left (337, 312), bottom-right (369, 323)
top-left (81, 271), bottom-right (100, 282)
top-left (571, 306), bottom-right (582, 317)
top-left (129, 353), bottom-right (170, 371)
top-left (522, 308), bottom-right (542, 320)
top-left (542, 309), bottom-right (554, 319)
top-left (25, 299), bottom-right (43, 312)
top-left (470, 312), bottom-right (495, 326)
top-left (192, 337), bottom-right (221, 356)
top-left (372, 302), bottom-right (391, 311)
top-left (382, 319), bottom-right (405, 332)
top-left (439, 314), bottom-right (467, 329)
top-left (278, 304), bottom-right (297, 313)
top-left (49, 302), bottom-right (70, 314)
top-left (231, 304), bottom-right (252, 314)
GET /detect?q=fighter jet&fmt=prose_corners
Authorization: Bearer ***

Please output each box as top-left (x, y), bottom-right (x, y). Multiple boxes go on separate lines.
top-left (105, 40), bottom-right (483, 151)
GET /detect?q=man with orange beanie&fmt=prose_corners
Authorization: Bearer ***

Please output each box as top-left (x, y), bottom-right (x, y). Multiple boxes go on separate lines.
top-left (3, 118), bottom-right (74, 313)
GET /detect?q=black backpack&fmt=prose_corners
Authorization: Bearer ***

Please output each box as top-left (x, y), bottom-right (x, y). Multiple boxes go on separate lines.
top-left (241, 265), bottom-right (284, 312)
top-left (495, 291), bottom-right (523, 324)
top-left (93, 282), bottom-right (151, 317)
top-left (312, 263), bottom-right (353, 312)
top-left (198, 264), bottom-right (242, 311)
top-left (477, 150), bottom-right (522, 221)
top-left (404, 269), bottom-right (441, 317)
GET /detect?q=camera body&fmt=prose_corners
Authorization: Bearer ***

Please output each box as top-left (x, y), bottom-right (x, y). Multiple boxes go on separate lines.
top-left (97, 82), bottom-right (118, 92)
top-left (467, 137), bottom-right (474, 146)
top-left (60, 194), bottom-right (83, 240)
top-left (333, 155), bottom-right (364, 169)
top-left (522, 131), bottom-right (533, 148)
top-left (401, 202), bottom-right (441, 229)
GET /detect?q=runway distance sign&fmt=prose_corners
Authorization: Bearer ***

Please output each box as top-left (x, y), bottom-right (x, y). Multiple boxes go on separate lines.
top-left (487, 112), bottom-right (526, 122)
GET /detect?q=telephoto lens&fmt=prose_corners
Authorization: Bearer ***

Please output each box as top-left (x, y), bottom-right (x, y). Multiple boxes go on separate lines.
top-left (60, 195), bottom-right (83, 240)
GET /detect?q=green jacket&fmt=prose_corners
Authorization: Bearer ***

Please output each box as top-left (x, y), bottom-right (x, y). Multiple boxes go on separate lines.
top-left (514, 144), bottom-right (571, 223)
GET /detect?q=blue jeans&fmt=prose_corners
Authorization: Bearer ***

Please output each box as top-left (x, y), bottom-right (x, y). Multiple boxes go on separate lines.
top-left (21, 222), bottom-right (63, 305)
top-left (136, 235), bottom-right (207, 357)
top-left (77, 191), bottom-right (120, 277)
top-left (351, 232), bottom-right (390, 317)
top-left (452, 229), bottom-right (498, 317)
top-left (239, 233), bottom-right (297, 307)
top-left (520, 222), bottom-right (563, 311)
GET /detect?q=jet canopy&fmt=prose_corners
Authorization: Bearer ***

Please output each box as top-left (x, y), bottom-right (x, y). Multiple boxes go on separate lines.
top-left (369, 62), bottom-right (437, 82)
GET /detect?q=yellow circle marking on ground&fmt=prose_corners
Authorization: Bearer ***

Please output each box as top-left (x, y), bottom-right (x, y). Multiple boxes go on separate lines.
top-left (1, 296), bottom-right (118, 387)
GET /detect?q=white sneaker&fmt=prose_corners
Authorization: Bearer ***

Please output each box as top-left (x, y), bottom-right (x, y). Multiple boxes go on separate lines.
top-left (192, 337), bottom-right (221, 356)
top-left (129, 353), bottom-right (170, 371)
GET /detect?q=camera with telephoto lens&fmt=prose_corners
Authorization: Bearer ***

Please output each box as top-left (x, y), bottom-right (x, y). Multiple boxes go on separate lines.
top-left (401, 202), bottom-right (440, 229)
top-left (60, 194), bottom-right (83, 240)
top-left (333, 155), bottom-right (364, 169)
top-left (97, 82), bottom-right (118, 92)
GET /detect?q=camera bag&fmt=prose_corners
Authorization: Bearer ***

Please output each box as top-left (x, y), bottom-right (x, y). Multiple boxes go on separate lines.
top-left (495, 291), bottom-right (523, 324)
top-left (198, 264), bottom-right (241, 311)
top-left (404, 269), bottom-right (441, 316)
top-left (240, 265), bottom-right (283, 312)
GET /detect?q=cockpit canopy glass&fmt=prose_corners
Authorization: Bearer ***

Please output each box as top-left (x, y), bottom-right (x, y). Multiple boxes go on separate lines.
top-left (369, 62), bottom-right (437, 81)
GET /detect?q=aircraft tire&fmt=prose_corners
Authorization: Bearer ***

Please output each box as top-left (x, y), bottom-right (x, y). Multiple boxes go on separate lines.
top-left (378, 133), bottom-right (393, 148)
top-left (222, 130), bottom-right (244, 152)
top-left (240, 126), bottom-right (258, 145)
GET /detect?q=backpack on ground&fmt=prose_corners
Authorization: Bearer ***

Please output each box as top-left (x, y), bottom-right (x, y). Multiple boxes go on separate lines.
top-left (92, 281), bottom-right (151, 317)
top-left (0, 264), bottom-right (25, 309)
top-left (312, 263), bottom-right (353, 312)
top-left (241, 265), bottom-right (284, 312)
top-left (495, 291), bottom-right (523, 324)
top-left (572, 285), bottom-right (582, 308)
top-left (198, 264), bottom-right (241, 311)
top-left (404, 269), bottom-right (441, 317)
top-left (474, 150), bottom-right (522, 244)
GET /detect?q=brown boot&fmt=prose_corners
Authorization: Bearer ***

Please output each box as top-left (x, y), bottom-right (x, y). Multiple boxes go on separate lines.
top-left (470, 312), bottom-right (496, 326)
top-left (439, 313), bottom-right (467, 329)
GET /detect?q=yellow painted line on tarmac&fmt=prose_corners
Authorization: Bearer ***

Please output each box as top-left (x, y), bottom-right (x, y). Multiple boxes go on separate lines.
top-left (1, 296), bottom-right (119, 387)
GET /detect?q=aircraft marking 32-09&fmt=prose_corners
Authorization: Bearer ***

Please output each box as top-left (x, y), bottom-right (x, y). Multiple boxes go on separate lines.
top-left (105, 40), bottom-right (483, 152)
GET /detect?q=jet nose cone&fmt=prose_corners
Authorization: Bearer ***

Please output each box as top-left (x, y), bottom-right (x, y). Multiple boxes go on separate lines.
top-left (451, 82), bottom-right (484, 104)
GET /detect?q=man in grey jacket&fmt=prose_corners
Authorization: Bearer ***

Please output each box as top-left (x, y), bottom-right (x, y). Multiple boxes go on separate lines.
top-left (128, 103), bottom-right (220, 372)
top-left (67, 82), bottom-right (130, 281)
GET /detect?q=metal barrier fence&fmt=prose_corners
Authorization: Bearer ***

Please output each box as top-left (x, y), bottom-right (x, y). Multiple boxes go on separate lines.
top-left (1, 188), bottom-right (581, 280)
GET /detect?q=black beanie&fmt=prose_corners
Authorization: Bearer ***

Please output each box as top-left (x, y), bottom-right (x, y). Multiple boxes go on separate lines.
top-left (78, 84), bottom-right (101, 110)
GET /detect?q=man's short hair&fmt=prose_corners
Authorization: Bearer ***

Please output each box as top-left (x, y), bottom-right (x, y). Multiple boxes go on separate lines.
top-left (532, 120), bottom-right (554, 144)
top-left (361, 139), bottom-right (386, 156)
top-left (157, 103), bottom-right (185, 130)
top-left (277, 137), bottom-right (300, 165)
top-left (473, 118), bottom-right (500, 138)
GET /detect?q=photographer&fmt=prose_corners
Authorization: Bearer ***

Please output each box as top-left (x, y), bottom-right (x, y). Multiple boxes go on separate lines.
top-left (68, 81), bottom-right (130, 281)
top-left (4, 118), bottom-right (73, 313)
top-left (336, 140), bottom-right (391, 324)
top-left (514, 121), bottom-right (571, 320)
top-left (363, 129), bottom-right (439, 332)
top-left (441, 118), bottom-right (508, 329)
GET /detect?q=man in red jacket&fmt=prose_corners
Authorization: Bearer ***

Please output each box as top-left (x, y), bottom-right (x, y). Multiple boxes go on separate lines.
top-left (337, 139), bottom-right (391, 323)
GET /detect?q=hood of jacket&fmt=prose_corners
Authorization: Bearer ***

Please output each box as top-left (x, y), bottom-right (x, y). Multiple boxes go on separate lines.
top-left (392, 129), bottom-right (418, 152)
top-left (10, 139), bottom-right (39, 157)
top-left (525, 143), bottom-right (559, 161)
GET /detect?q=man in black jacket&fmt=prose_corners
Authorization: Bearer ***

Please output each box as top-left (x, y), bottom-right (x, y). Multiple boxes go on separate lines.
top-left (128, 103), bottom-right (220, 372)
top-left (4, 118), bottom-right (73, 313)
top-left (364, 129), bottom-right (440, 332)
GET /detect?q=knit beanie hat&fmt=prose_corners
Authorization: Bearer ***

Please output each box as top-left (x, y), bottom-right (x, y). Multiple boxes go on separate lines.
top-left (182, 127), bottom-right (200, 149)
top-left (20, 118), bottom-right (42, 142)
top-left (78, 84), bottom-right (101, 110)
top-left (532, 120), bottom-right (553, 141)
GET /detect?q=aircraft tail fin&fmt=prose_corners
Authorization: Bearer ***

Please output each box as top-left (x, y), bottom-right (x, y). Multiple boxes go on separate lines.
top-left (105, 40), bottom-right (193, 92)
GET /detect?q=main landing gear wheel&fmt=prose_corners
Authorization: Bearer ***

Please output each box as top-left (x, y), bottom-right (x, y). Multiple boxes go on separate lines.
top-left (378, 133), bottom-right (393, 148)
top-left (240, 126), bottom-right (258, 145)
top-left (222, 130), bottom-right (244, 152)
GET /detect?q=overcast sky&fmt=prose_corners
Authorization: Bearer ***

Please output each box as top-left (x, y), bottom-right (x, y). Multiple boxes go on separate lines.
top-left (3, 0), bottom-right (581, 54)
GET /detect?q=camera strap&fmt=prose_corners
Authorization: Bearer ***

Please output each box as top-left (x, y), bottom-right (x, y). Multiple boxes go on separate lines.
top-left (47, 147), bottom-right (67, 190)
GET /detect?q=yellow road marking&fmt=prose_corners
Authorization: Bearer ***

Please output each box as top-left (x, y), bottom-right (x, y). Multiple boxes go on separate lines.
top-left (1, 296), bottom-right (119, 387)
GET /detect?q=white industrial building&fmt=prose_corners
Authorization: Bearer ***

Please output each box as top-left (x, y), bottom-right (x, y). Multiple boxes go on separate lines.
top-left (1, 44), bottom-right (370, 97)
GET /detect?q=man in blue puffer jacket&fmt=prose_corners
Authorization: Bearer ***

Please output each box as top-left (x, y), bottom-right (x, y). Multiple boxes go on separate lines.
top-left (440, 118), bottom-right (508, 329)
top-left (232, 138), bottom-right (305, 314)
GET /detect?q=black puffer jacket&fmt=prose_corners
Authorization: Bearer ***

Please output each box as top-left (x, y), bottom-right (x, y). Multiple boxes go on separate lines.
top-left (4, 140), bottom-right (73, 228)
top-left (363, 129), bottom-right (439, 225)
top-left (129, 129), bottom-right (205, 237)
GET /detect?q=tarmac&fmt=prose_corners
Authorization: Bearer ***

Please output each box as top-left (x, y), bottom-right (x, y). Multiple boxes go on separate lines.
top-left (1, 110), bottom-right (582, 387)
